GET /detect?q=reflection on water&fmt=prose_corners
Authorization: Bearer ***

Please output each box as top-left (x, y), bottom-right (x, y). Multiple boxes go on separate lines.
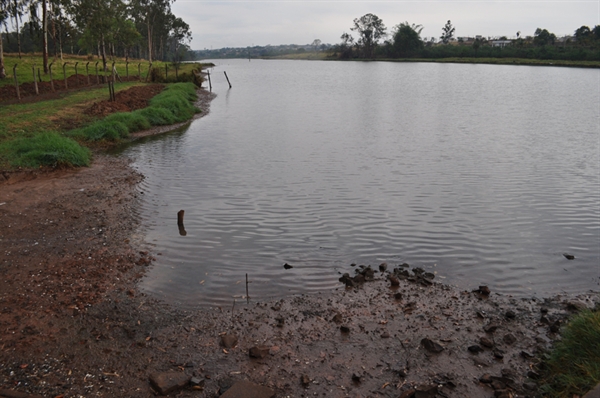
top-left (119, 60), bottom-right (600, 308)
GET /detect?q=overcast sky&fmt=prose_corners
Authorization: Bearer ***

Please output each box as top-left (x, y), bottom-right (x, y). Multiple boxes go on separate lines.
top-left (171, 0), bottom-right (599, 50)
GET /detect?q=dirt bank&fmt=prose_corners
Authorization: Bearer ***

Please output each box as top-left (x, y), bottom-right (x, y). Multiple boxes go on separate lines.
top-left (1, 89), bottom-right (598, 398)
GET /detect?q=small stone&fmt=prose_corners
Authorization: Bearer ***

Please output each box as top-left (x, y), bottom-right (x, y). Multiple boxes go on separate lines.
top-left (468, 345), bottom-right (483, 353)
top-left (399, 389), bottom-right (416, 398)
top-left (190, 377), bottom-right (205, 388)
top-left (381, 331), bottom-right (390, 338)
top-left (353, 274), bottom-right (366, 285)
top-left (149, 372), bottom-right (191, 395)
top-left (220, 333), bottom-right (238, 348)
top-left (283, 263), bottom-right (293, 269)
top-left (493, 350), bottom-right (505, 359)
top-left (249, 345), bottom-right (270, 359)
top-left (479, 374), bottom-right (493, 383)
top-left (491, 380), bottom-right (506, 390)
top-left (563, 253), bottom-right (575, 260)
top-left (301, 374), bottom-right (311, 387)
top-left (484, 323), bottom-right (499, 333)
top-left (503, 333), bottom-right (517, 345)
top-left (505, 310), bottom-right (516, 319)
top-left (421, 338), bottom-right (444, 353)
top-left (379, 263), bottom-right (387, 272)
top-left (340, 325), bottom-right (350, 334)
top-left (480, 337), bottom-right (494, 348)
top-left (394, 292), bottom-right (403, 300)
top-left (479, 286), bottom-right (491, 296)
top-left (388, 275), bottom-right (400, 287)
top-left (331, 313), bottom-right (343, 324)
top-left (219, 380), bottom-right (275, 398)
top-left (523, 382), bottom-right (537, 391)
top-left (520, 350), bottom-right (534, 359)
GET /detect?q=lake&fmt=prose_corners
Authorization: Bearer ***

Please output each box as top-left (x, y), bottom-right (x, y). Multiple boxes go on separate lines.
top-left (119, 59), bottom-right (599, 308)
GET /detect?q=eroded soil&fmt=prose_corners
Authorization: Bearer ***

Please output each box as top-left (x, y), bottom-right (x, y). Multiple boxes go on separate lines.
top-left (1, 88), bottom-right (598, 398)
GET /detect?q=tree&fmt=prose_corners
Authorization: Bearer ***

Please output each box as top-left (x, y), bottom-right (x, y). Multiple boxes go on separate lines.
top-left (350, 13), bottom-right (386, 58)
top-left (533, 28), bottom-right (556, 46)
top-left (440, 20), bottom-right (455, 44)
top-left (0, 0), bottom-right (7, 78)
top-left (311, 38), bottom-right (321, 52)
top-left (574, 25), bottom-right (591, 45)
top-left (392, 22), bottom-right (423, 57)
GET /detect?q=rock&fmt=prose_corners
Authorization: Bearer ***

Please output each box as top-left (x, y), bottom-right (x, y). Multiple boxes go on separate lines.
top-left (283, 263), bottom-right (293, 269)
top-left (479, 286), bottom-right (491, 296)
top-left (523, 382), bottom-right (537, 391)
top-left (340, 325), bottom-right (350, 334)
top-left (413, 267), bottom-right (425, 276)
top-left (493, 350), bottom-right (505, 359)
top-left (395, 268), bottom-right (410, 279)
top-left (421, 338), bottom-right (444, 353)
top-left (550, 319), bottom-right (562, 333)
top-left (484, 323), bottom-right (499, 333)
top-left (480, 337), bottom-right (494, 348)
top-left (339, 273), bottom-right (354, 287)
top-left (301, 374), bottom-right (311, 387)
top-left (219, 380), bottom-right (275, 398)
top-left (491, 380), bottom-right (506, 390)
top-left (220, 333), bottom-right (238, 348)
top-left (566, 300), bottom-right (587, 312)
top-left (353, 274), bottom-right (366, 285)
top-left (249, 345), bottom-right (270, 359)
top-left (505, 310), bottom-right (516, 319)
top-left (503, 333), bottom-right (517, 345)
top-left (190, 377), bottom-right (205, 389)
top-left (563, 253), bottom-right (575, 260)
top-left (479, 374), bottom-right (493, 383)
top-left (520, 350), bottom-right (534, 359)
top-left (423, 272), bottom-right (435, 280)
top-left (331, 313), bottom-right (343, 324)
top-left (381, 331), bottom-right (390, 338)
top-left (363, 267), bottom-right (375, 280)
top-left (414, 384), bottom-right (438, 398)
top-left (394, 292), bottom-right (403, 300)
top-left (399, 389), bottom-right (416, 398)
top-left (388, 275), bottom-right (400, 287)
top-left (379, 263), bottom-right (387, 272)
top-left (468, 345), bottom-right (483, 353)
top-left (149, 372), bottom-right (191, 396)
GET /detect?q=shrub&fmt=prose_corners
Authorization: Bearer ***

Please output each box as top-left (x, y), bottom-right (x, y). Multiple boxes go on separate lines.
top-left (104, 112), bottom-right (151, 132)
top-left (0, 132), bottom-right (91, 167)
top-left (70, 120), bottom-right (129, 141)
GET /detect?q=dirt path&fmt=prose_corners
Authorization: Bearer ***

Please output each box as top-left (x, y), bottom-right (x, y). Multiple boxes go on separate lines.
top-left (0, 89), bottom-right (597, 398)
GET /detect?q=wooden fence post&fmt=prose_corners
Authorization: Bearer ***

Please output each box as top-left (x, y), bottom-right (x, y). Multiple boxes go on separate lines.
top-left (165, 64), bottom-right (168, 80)
top-left (74, 62), bottom-right (79, 86)
top-left (224, 71), bottom-right (232, 88)
top-left (207, 69), bottom-right (212, 91)
top-left (138, 63), bottom-right (141, 80)
top-left (86, 62), bottom-right (90, 85)
top-left (32, 64), bottom-right (39, 95)
top-left (49, 62), bottom-right (55, 92)
top-left (95, 61), bottom-right (100, 84)
top-left (145, 62), bottom-right (152, 83)
top-left (126, 62), bottom-right (129, 79)
top-left (13, 64), bottom-right (20, 101)
top-left (62, 62), bottom-right (68, 89)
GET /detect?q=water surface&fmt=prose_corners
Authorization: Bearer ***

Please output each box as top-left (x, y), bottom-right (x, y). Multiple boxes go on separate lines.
top-left (121, 60), bottom-right (600, 308)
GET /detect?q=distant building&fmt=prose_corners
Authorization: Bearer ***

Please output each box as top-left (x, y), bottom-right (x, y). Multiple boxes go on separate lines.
top-left (491, 40), bottom-right (512, 48)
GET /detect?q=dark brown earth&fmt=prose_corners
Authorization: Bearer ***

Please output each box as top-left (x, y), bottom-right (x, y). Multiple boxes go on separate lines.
top-left (0, 88), bottom-right (598, 398)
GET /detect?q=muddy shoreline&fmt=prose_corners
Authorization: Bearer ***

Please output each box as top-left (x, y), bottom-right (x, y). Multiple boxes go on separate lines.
top-left (1, 89), bottom-right (598, 398)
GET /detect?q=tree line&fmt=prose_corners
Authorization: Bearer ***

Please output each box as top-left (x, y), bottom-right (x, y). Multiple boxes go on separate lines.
top-left (0, 0), bottom-right (194, 79)
top-left (334, 14), bottom-right (600, 61)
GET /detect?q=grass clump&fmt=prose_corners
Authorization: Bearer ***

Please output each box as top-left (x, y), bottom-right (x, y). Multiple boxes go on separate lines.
top-left (70, 82), bottom-right (198, 141)
top-left (538, 308), bottom-right (600, 397)
top-left (0, 132), bottom-right (91, 168)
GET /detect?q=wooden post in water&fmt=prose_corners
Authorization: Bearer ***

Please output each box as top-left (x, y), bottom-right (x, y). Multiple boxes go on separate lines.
top-left (224, 71), bottom-right (232, 88)
top-left (13, 64), bottom-right (20, 101)
top-left (62, 62), bottom-right (68, 89)
top-left (207, 70), bottom-right (212, 91)
top-left (32, 64), bottom-right (39, 95)
top-left (49, 62), bottom-right (55, 92)
top-left (177, 210), bottom-right (187, 236)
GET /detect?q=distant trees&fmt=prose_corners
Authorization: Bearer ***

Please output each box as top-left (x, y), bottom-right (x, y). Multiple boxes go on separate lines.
top-left (392, 22), bottom-right (423, 57)
top-left (440, 20), bottom-right (455, 44)
top-left (350, 13), bottom-right (386, 58)
top-left (533, 28), bottom-right (556, 46)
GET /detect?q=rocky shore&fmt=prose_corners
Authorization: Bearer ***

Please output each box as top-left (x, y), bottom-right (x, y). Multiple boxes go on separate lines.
top-left (1, 88), bottom-right (598, 398)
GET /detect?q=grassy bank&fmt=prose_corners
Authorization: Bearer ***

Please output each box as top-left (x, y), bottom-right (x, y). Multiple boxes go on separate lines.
top-left (0, 81), bottom-right (199, 169)
top-left (538, 308), bottom-right (600, 397)
top-left (1, 53), bottom-right (202, 87)
top-left (263, 52), bottom-right (600, 67)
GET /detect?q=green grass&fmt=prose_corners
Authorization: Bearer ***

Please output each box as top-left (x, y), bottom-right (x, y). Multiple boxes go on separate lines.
top-left (68, 82), bottom-right (198, 141)
top-left (0, 132), bottom-right (91, 168)
top-left (538, 308), bottom-right (600, 397)
top-left (1, 53), bottom-right (204, 87)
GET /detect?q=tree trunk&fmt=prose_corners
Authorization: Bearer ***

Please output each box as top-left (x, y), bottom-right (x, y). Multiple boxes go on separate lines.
top-left (146, 18), bottom-right (153, 63)
top-left (13, 0), bottom-right (22, 59)
top-left (42, 0), bottom-right (49, 73)
top-left (0, 32), bottom-right (6, 79)
top-left (101, 34), bottom-right (107, 71)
